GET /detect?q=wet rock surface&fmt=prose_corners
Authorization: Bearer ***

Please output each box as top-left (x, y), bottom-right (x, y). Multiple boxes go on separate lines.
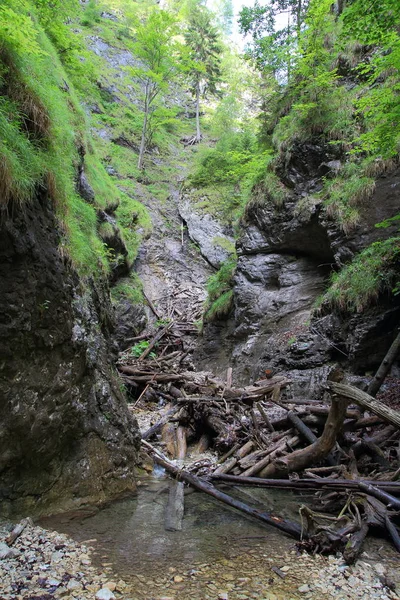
top-left (0, 191), bottom-right (140, 517)
top-left (179, 198), bottom-right (235, 268)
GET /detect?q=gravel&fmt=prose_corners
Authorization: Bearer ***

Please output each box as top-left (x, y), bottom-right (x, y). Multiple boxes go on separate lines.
top-left (0, 521), bottom-right (399, 599)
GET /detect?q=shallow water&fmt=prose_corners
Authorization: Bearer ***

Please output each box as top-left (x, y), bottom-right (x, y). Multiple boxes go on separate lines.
top-left (40, 476), bottom-right (400, 600)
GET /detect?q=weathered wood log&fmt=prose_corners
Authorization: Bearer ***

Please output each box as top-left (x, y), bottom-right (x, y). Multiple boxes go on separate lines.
top-left (287, 410), bottom-right (337, 467)
top-left (257, 402), bottom-right (275, 432)
top-left (343, 522), bottom-right (370, 564)
top-left (165, 480), bottom-right (185, 532)
top-left (165, 426), bottom-right (187, 532)
top-left (385, 516), bottom-right (400, 553)
top-left (143, 290), bottom-right (161, 319)
top-left (6, 518), bottom-right (33, 545)
top-left (358, 482), bottom-right (400, 510)
top-left (142, 406), bottom-right (179, 441)
top-left (367, 328), bottom-right (400, 397)
top-left (120, 370), bottom-right (185, 383)
top-left (241, 435), bottom-right (299, 478)
top-left (214, 441), bottom-right (254, 475)
top-left (260, 394), bottom-right (349, 478)
top-left (217, 443), bottom-right (240, 464)
top-left (352, 425), bottom-right (397, 457)
top-left (161, 422), bottom-right (177, 457)
top-left (328, 382), bottom-right (400, 428)
top-left (226, 367), bottom-right (233, 389)
top-left (142, 441), bottom-right (304, 539)
top-left (210, 475), bottom-right (400, 494)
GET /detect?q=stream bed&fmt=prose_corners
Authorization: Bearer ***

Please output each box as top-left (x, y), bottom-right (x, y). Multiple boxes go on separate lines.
top-left (39, 475), bottom-right (400, 600)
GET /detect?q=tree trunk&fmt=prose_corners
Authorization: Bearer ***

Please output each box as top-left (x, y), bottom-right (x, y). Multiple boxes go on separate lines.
top-left (138, 82), bottom-right (150, 170)
top-left (195, 82), bottom-right (201, 142)
top-left (367, 329), bottom-right (400, 397)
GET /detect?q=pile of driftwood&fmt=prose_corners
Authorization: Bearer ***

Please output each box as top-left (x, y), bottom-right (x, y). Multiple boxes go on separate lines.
top-left (118, 325), bottom-right (400, 563)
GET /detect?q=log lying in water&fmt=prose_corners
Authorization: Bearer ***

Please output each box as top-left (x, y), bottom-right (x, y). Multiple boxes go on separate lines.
top-left (210, 474), bottom-right (400, 494)
top-left (142, 440), bottom-right (304, 540)
top-left (164, 425), bottom-right (187, 532)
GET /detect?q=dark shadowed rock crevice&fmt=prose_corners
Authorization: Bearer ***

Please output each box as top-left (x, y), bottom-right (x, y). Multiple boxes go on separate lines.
top-left (0, 190), bottom-right (140, 518)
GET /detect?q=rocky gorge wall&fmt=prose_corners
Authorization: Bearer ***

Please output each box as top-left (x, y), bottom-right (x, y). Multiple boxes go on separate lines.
top-left (0, 188), bottom-right (141, 518)
top-left (197, 147), bottom-right (400, 387)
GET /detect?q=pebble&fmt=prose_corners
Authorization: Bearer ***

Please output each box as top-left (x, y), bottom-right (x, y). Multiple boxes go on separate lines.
top-left (0, 521), bottom-right (398, 600)
top-left (95, 588), bottom-right (116, 600)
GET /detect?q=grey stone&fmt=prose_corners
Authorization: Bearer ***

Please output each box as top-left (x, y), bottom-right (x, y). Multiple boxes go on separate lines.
top-left (0, 542), bottom-right (18, 560)
top-left (95, 588), bottom-right (116, 600)
top-left (179, 198), bottom-right (235, 268)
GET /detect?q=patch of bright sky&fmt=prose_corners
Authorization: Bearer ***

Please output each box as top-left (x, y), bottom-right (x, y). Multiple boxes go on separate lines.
top-left (207, 1), bottom-right (290, 50)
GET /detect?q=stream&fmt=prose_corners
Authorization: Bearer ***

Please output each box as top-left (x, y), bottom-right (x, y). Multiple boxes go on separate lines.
top-left (40, 473), bottom-right (400, 600)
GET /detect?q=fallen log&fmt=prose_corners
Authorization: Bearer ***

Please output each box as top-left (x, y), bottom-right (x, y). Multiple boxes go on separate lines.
top-left (165, 426), bottom-right (187, 532)
top-left (257, 402), bottom-right (275, 432)
top-left (385, 515), bottom-right (400, 553)
top-left (260, 393), bottom-right (349, 478)
top-left (142, 406), bottom-right (180, 441)
top-left (214, 441), bottom-right (254, 475)
top-left (120, 370), bottom-right (185, 383)
top-left (287, 411), bottom-right (336, 467)
top-left (357, 482), bottom-right (400, 511)
top-left (367, 328), bottom-right (400, 397)
top-left (139, 322), bottom-right (174, 361)
top-left (241, 435), bottom-right (292, 477)
top-left (142, 440), bottom-right (304, 539)
top-left (328, 382), bottom-right (400, 429)
top-left (210, 474), bottom-right (400, 494)
top-left (6, 518), bottom-right (32, 545)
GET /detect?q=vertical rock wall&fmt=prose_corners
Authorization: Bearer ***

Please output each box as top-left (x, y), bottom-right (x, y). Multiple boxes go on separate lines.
top-left (0, 190), bottom-right (140, 517)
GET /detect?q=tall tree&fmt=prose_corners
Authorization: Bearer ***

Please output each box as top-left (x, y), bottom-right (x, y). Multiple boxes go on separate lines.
top-left (184, 5), bottom-right (223, 142)
top-left (239, 0), bottom-right (309, 79)
top-left (129, 9), bottom-right (181, 169)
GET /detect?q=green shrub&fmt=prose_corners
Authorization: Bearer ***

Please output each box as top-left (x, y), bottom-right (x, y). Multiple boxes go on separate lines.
top-left (111, 272), bottom-right (144, 305)
top-left (203, 257), bottom-right (236, 322)
top-left (318, 237), bottom-right (400, 313)
top-left (81, 0), bottom-right (101, 27)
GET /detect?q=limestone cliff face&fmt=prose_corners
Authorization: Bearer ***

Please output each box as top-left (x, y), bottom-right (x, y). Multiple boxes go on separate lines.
top-left (199, 146), bottom-right (400, 384)
top-left (0, 189), bottom-right (140, 517)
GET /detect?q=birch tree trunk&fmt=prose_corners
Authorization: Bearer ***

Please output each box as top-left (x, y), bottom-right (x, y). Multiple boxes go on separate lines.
top-left (195, 82), bottom-right (201, 142)
top-left (138, 81), bottom-right (150, 170)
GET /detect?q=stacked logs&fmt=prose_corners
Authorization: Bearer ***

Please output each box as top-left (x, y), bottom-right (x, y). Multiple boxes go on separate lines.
top-left (118, 325), bottom-right (400, 562)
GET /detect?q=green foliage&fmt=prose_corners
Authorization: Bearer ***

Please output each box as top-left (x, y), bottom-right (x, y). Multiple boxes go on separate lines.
top-left (184, 4), bottom-right (223, 138)
top-left (319, 237), bottom-right (400, 313)
top-left (130, 340), bottom-right (156, 358)
top-left (322, 171), bottom-right (376, 234)
top-left (111, 272), bottom-right (144, 305)
top-left (81, 0), bottom-right (101, 26)
top-left (126, 8), bottom-right (183, 168)
top-left (203, 257), bottom-right (236, 322)
top-left (239, 0), bottom-right (309, 77)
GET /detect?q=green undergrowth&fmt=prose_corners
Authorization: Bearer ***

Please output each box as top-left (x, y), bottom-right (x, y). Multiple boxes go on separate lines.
top-left (316, 237), bottom-right (400, 313)
top-left (203, 256), bottom-right (237, 322)
top-left (111, 272), bottom-right (144, 305)
top-left (0, 0), bottom-right (154, 281)
top-left (0, 2), bottom-right (109, 274)
top-left (187, 130), bottom-right (283, 224)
